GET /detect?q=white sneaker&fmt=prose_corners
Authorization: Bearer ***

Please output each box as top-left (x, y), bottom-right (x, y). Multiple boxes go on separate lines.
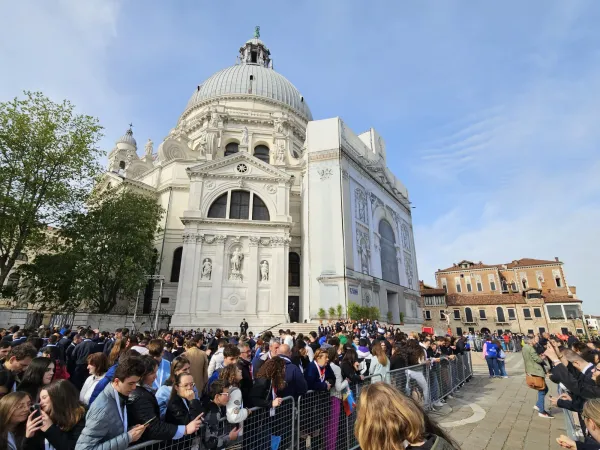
top-left (533, 406), bottom-right (539, 411)
top-left (433, 400), bottom-right (444, 407)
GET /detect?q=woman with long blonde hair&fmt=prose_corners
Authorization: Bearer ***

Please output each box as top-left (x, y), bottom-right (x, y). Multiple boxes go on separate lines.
top-left (0, 391), bottom-right (30, 450)
top-left (355, 382), bottom-right (458, 450)
top-left (557, 398), bottom-right (600, 449)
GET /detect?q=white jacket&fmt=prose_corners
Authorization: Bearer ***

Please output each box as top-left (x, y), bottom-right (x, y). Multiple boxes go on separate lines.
top-left (226, 386), bottom-right (248, 437)
top-left (207, 347), bottom-right (225, 377)
top-left (369, 357), bottom-right (390, 382)
top-left (79, 374), bottom-right (103, 405)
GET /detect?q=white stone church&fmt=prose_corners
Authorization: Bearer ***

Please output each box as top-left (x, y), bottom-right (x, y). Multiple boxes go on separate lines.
top-left (100, 31), bottom-right (422, 330)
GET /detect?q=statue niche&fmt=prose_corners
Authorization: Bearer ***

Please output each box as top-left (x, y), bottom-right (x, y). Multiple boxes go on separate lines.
top-left (201, 258), bottom-right (212, 280)
top-left (229, 247), bottom-right (244, 281)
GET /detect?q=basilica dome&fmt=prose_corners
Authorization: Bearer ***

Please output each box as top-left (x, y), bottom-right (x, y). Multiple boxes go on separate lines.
top-left (184, 32), bottom-right (312, 121)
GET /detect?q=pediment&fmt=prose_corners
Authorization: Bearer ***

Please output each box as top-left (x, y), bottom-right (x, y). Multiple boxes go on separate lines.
top-left (186, 153), bottom-right (292, 182)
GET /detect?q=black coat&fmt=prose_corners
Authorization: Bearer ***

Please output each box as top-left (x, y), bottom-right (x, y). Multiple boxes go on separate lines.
top-left (127, 385), bottom-right (180, 442)
top-left (23, 417), bottom-right (85, 450)
top-left (340, 360), bottom-right (362, 385)
top-left (250, 377), bottom-right (273, 408)
top-left (165, 395), bottom-right (203, 425)
top-left (237, 358), bottom-right (253, 407)
top-left (551, 363), bottom-right (600, 400)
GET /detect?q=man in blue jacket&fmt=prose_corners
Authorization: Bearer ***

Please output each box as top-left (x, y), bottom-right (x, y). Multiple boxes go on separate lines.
top-left (276, 344), bottom-right (308, 399)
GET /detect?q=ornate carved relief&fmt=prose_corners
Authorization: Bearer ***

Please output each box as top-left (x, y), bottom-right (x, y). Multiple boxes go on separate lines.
top-left (205, 180), bottom-right (216, 191)
top-left (369, 192), bottom-right (384, 213)
top-left (183, 232), bottom-right (198, 243)
top-left (275, 140), bottom-right (286, 164)
top-left (401, 222), bottom-right (411, 252)
top-left (241, 127), bottom-right (249, 145)
top-left (317, 168), bottom-right (333, 180)
top-left (265, 184), bottom-right (277, 194)
top-left (201, 258), bottom-right (212, 280)
top-left (204, 235), bottom-right (227, 245)
top-left (260, 260), bottom-right (269, 282)
top-left (356, 229), bottom-right (370, 275)
top-left (355, 188), bottom-right (367, 223)
top-left (248, 236), bottom-right (261, 247)
top-left (404, 251), bottom-right (414, 289)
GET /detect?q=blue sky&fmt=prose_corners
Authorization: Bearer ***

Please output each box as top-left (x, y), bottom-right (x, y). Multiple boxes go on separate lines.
top-left (1, 1), bottom-right (599, 313)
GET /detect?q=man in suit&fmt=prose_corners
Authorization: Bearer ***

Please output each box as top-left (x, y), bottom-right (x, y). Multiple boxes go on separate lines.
top-left (240, 319), bottom-right (249, 335)
top-left (71, 332), bottom-right (96, 388)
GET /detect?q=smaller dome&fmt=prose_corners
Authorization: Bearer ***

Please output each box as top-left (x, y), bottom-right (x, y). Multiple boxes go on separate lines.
top-left (246, 37), bottom-right (266, 47)
top-left (116, 127), bottom-right (137, 147)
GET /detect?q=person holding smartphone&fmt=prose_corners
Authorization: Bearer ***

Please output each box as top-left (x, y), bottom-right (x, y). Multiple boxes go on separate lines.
top-left (126, 356), bottom-right (202, 445)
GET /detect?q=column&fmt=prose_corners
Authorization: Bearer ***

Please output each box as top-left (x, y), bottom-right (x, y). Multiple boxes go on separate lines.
top-left (208, 235), bottom-right (227, 315)
top-left (174, 232), bottom-right (196, 317)
top-left (189, 235), bottom-right (204, 315)
top-left (246, 236), bottom-right (260, 315)
top-left (272, 237), bottom-right (287, 316)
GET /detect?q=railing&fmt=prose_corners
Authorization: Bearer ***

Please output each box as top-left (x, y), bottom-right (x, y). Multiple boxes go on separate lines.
top-left (124, 352), bottom-right (473, 450)
top-left (558, 385), bottom-right (585, 444)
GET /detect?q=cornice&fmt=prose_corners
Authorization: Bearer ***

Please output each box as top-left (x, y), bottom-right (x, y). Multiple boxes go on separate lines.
top-left (180, 217), bottom-right (293, 229)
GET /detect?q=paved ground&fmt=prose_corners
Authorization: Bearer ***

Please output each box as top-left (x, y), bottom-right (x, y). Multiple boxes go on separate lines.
top-left (433, 352), bottom-right (568, 450)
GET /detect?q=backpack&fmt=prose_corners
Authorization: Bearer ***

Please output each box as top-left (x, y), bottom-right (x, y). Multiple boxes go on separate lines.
top-left (486, 343), bottom-right (498, 357)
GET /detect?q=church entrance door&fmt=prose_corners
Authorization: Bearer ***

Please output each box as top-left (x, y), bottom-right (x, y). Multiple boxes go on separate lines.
top-left (288, 296), bottom-right (299, 323)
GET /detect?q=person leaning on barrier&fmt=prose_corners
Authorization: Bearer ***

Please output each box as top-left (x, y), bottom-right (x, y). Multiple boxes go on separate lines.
top-left (276, 343), bottom-right (308, 399)
top-left (340, 346), bottom-right (364, 386)
top-left (202, 380), bottom-right (240, 450)
top-left (218, 363), bottom-right (251, 425)
top-left (546, 341), bottom-right (600, 401)
top-left (250, 357), bottom-right (286, 409)
top-left (557, 398), bottom-right (600, 450)
top-left (355, 382), bottom-right (459, 450)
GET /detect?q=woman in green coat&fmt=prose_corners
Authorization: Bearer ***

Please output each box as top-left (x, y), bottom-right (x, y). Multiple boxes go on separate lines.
top-left (522, 335), bottom-right (552, 418)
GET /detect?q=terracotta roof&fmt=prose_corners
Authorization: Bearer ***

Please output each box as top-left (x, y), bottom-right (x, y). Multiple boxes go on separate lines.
top-left (446, 293), bottom-right (525, 306)
top-left (505, 258), bottom-right (561, 268)
top-left (543, 295), bottom-right (582, 304)
top-left (421, 288), bottom-right (446, 296)
top-left (445, 293), bottom-right (581, 306)
top-left (437, 257), bottom-right (561, 273)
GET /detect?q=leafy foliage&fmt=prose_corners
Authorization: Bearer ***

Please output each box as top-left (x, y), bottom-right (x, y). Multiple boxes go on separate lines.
top-left (348, 302), bottom-right (381, 321)
top-left (317, 308), bottom-right (326, 320)
top-left (386, 310), bottom-right (393, 323)
top-left (336, 303), bottom-right (343, 320)
top-left (0, 91), bottom-right (103, 286)
top-left (328, 306), bottom-right (336, 319)
top-left (22, 190), bottom-right (163, 313)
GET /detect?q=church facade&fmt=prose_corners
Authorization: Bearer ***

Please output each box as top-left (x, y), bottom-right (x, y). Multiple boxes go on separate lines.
top-left (100, 32), bottom-right (422, 330)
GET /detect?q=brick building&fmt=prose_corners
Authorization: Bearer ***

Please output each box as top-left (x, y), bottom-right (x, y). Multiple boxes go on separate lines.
top-left (420, 258), bottom-right (586, 336)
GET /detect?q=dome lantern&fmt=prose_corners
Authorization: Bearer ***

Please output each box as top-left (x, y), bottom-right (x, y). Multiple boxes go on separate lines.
top-left (116, 124), bottom-right (137, 148)
top-left (238, 26), bottom-right (272, 69)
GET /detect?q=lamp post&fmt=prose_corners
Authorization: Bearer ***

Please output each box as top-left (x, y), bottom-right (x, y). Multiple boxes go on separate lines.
top-left (146, 275), bottom-right (165, 333)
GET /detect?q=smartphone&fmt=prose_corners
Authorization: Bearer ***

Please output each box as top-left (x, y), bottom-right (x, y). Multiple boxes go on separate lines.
top-left (29, 404), bottom-right (41, 419)
top-left (142, 416), bottom-right (156, 427)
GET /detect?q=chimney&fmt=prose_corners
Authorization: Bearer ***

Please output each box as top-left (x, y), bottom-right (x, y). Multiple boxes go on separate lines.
top-left (555, 257), bottom-right (559, 262)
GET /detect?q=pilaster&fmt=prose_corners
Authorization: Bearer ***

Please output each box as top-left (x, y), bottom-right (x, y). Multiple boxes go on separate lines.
top-left (246, 236), bottom-right (260, 315)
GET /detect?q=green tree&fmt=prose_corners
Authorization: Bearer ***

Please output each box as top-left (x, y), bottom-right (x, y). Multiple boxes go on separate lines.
top-left (22, 190), bottom-right (163, 313)
top-left (386, 310), bottom-right (393, 323)
top-left (318, 308), bottom-right (326, 321)
top-left (328, 306), bottom-right (336, 320)
top-left (336, 303), bottom-right (343, 320)
top-left (0, 91), bottom-right (102, 287)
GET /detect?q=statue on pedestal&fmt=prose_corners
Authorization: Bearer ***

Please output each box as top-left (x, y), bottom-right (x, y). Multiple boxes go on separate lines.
top-left (260, 260), bottom-right (269, 282)
top-left (229, 248), bottom-right (244, 280)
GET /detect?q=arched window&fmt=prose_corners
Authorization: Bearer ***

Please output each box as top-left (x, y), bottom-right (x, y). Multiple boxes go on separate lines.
top-left (225, 142), bottom-right (239, 157)
top-left (253, 145), bottom-right (270, 163)
top-left (207, 193), bottom-right (228, 218)
top-left (379, 220), bottom-right (399, 284)
top-left (465, 307), bottom-right (473, 323)
top-left (170, 247), bottom-right (183, 282)
top-left (207, 190), bottom-right (270, 221)
top-left (252, 195), bottom-right (270, 221)
top-left (522, 279), bottom-right (528, 290)
top-left (229, 190), bottom-right (250, 219)
top-left (496, 307), bottom-right (506, 322)
top-left (289, 252), bottom-right (300, 286)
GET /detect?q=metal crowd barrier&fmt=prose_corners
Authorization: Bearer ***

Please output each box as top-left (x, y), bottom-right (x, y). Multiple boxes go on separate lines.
top-left (125, 353), bottom-right (474, 450)
top-left (557, 385), bottom-right (585, 444)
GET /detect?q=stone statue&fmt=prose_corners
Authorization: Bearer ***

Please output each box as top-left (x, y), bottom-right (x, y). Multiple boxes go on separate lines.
top-left (360, 248), bottom-right (369, 275)
top-left (230, 248), bottom-right (244, 278)
top-left (260, 260), bottom-right (269, 282)
top-left (275, 142), bottom-right (285, 163)
top-left (209, 111), bottom-right (219, 128)
top-left (197, 131), bottom-right (207, 153)
top-left (241, 127), bottom-right (249, 145)
top-left (254, 25), bottom-right (260, 39)
top-left (145, 138), bottom-right (153, 156)
top-left (274, 117), bottom-right (285, 134)
top-left (258, 51), bottom-right (264, 65)
top-left (201, 258), bottom-right (212, 280)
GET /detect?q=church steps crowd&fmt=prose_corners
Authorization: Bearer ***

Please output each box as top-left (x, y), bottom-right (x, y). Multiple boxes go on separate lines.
top-left (0, 320), bottom-right (493, 450)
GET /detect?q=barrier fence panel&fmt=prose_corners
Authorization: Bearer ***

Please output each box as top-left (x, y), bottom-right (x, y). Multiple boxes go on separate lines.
top-left (125, 353), bottom-right (475, 450)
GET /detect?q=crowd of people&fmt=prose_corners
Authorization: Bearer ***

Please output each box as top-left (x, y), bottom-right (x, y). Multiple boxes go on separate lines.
top-left (0, 320), bottom-right (475, 450)
top-left (520, 331), bottom-right (600, 449)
